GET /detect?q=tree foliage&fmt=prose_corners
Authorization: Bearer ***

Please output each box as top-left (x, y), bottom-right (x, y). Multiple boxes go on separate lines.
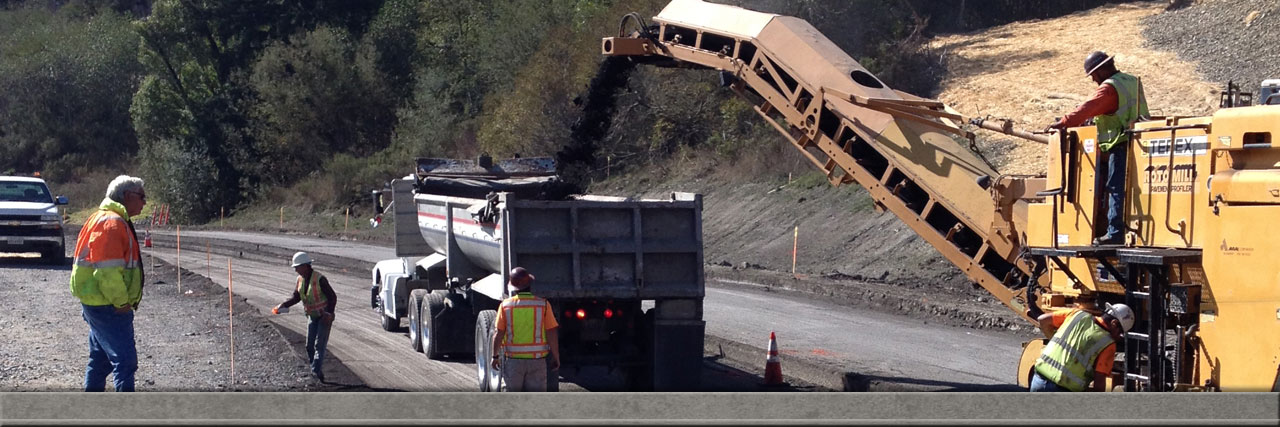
top-left (0, 5), bottom-right (142, 178)
top-left (1, 0), bottom-right (1137, 221)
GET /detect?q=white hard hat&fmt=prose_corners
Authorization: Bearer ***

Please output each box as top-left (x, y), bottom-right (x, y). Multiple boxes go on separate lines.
top-left (291, 251), bottom-right (312, 267)
top-left (1105, 303), bottom-right (1135, 333)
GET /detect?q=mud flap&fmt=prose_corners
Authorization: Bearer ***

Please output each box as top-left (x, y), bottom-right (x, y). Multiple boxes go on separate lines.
top-left (652, 319), bottom-right (705, 391)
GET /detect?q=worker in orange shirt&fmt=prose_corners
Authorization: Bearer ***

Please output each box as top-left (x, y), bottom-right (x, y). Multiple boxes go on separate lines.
top-left (489, 267), bottom-right (561, 391)
top-left (1029, 303), bottom-right (1135, 392)
top-left (1047, 51), bottom-right (1149, 246)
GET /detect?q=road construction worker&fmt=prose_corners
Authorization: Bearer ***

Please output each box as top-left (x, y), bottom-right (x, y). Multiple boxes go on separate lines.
top-left (70, 175), bottom-right (148, 392)
top-left (272, 251), bottom-right (337, 382)
top-left (1030, 303), bottom-right (1135, 392)
top-left (489, 267), bottom-right (561, 391)
top-left (1047, 51), bottom-right (1149, 246)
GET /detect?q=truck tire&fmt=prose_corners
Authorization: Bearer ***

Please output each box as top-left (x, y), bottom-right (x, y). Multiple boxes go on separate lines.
top-left (423, 290), bottom-right (447, 360)
top-left (475, 309), bottom-right (500, 392)
top-left (378, 294), bottom-right (398, 332)
top-left (408, 289), bottom-right (427, 352)
top-left (546, 359), bottom-right (560, 392)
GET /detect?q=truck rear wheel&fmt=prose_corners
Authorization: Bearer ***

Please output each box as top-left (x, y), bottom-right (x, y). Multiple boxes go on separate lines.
top-left (475, 309), bottom-right (501, 392)
top-left (424, 290), bottom-right (447, 360)
top-left (378, 294), bottom-right (398, 332)
top-left (546, 358), bottom-right (559, 392)
top-left (408, 289), bottom-right (427, 352)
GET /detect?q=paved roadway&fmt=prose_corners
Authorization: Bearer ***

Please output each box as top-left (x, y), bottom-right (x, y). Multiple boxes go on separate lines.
top-left (148, 230), bottom-right (1028, 391)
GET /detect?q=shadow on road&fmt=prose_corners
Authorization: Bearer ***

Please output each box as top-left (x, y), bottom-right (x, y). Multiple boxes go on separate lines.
top-left (843, 372), bottom-right (1025, 392)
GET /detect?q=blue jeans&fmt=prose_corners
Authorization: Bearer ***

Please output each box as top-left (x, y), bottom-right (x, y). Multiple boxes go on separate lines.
top-left (1029, 370), bottom-right (1066, 392)
top-left (1102, 143), bottom-right (1128, 239)
top-left (306, 315), bottom-right (332, 379)
top-left (81, 304), bottom-right (137, 392)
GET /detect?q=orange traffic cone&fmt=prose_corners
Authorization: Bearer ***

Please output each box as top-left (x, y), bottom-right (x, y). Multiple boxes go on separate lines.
top-left (763, 331), bottom-right (784, 386)
top-left (144, 230), bottom-right (152, 248)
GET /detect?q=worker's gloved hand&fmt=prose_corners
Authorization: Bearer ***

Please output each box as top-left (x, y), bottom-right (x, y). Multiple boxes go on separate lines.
top-left (113, 304), bottom-right (133, 314)
top-left (549, 358), bottom-right (560, 371)
top-left (322, 311), bottom-right (334, 325)
top-left (491, 357), bottom-right (500, 371)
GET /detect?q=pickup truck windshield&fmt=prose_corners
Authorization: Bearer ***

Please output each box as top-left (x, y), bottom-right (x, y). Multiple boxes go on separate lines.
top-left (0, 182), bottom-right (53, 203)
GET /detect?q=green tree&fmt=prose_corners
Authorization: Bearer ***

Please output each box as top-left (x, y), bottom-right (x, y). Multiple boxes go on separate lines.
top-left (0, 5), bottom-right (142, 179)
top-left (248, 26), bottom-right (398, 184)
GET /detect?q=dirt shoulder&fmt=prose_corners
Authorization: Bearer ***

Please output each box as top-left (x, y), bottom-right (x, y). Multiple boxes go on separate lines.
top-left (0, 231), bottom-right (366, 392)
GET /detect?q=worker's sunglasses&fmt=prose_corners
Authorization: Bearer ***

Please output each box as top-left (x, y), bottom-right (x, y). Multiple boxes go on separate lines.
top-left (128, 190), bottom-right (147, 201)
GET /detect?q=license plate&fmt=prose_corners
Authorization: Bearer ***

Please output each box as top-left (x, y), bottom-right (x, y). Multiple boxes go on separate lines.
top-left (581, 319), bottom-right (609, 341)
top-left (6, 237), bottom-right (22, 245)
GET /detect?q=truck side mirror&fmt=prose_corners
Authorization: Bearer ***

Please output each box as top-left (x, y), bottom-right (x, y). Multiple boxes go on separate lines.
top-left (55, 195), bottom-right (68, 205)
top-left (371, 190), bottom-right (384, 214)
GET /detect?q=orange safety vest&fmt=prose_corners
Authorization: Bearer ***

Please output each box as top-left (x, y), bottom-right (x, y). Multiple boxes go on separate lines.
top-left (69, 199), bottom-right (143, 308)
top-left (500, 292), bottom-right (552, 359)
top-left (296, 272), bottom-right (329, 317)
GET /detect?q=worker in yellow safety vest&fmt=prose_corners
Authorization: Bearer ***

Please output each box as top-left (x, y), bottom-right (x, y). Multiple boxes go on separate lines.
top-left (490, 267), bottom-right (561, 391)
top-left (1030, 303), bottom-right (1135, 392)
top-left (273, 251), bottom-right (337, 382)
top-left (70, 175), bottom-right (148, 392)
top-left (1047, 51), bottom-right (1149, 246)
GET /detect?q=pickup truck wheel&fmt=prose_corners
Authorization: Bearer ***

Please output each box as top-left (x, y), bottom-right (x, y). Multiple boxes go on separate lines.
top-left (475, 310), bottom-right (500, 392)
top-left (378, 294), bottom-right (398, 332)
top-left (42, 245), bottom-right (65, 265)
top-left (424, 290), bottom-right (447, 360)
top-left (408, 290), bottom-right (427, 352)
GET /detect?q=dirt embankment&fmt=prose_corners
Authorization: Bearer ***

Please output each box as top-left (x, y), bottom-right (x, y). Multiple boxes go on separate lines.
top-left (930, 1), bottom-right (1222, 175)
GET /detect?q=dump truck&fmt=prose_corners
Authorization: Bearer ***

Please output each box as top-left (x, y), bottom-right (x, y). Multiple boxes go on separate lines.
top-left (369, 157), bottom-right (705, 391)
top-left (602, 0), bottom-right (1280, 391)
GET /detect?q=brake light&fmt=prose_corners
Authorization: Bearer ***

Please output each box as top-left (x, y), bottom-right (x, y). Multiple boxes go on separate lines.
top-left (604, 308), bottom-right (614, 319)
top-left (576, 309), bottom-right (587, 319)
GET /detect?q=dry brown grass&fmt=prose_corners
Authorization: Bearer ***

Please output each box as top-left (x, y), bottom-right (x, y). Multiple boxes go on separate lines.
top-left (929, 1), bottom-right (1221, 175)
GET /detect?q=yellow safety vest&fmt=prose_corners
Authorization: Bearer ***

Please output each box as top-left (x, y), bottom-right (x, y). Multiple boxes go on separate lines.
top-left (1095, 72), bottom-right (1149, 152)
top-left (296, 272), bottom-right (328, 317)
top-left (1034, 309), bottom-right (1114, 392)
top-left (70, 199), bottom-right (143, 308)
top-left (500, 292), bottom-right (551, 359)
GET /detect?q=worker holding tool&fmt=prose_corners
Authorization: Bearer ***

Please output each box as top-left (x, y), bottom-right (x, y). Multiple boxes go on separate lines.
top-left (1046, 51), bottom-right (1149, 246)
top-left (71, 175), bottom-right (148, 392)
top-left (490, 267), bottom-right (561, 391)
top-left (1029, 302), bottom-right (1135, 392)
top-left (273, 252), bottom-right (337, 382)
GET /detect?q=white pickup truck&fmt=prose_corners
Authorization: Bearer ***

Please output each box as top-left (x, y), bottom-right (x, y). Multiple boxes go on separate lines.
top-left (0, 175), bottom-right (68, 263)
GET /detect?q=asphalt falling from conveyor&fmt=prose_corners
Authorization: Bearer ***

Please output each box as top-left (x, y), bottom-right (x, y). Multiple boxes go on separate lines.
top-left (557, 56), bottom-right (636, 189)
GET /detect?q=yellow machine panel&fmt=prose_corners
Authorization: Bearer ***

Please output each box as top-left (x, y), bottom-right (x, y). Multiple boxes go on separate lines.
top-left (1198, 105), bottom-right (1280, 391)
top-left (1131, 117), bottom-right (1213, 249)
